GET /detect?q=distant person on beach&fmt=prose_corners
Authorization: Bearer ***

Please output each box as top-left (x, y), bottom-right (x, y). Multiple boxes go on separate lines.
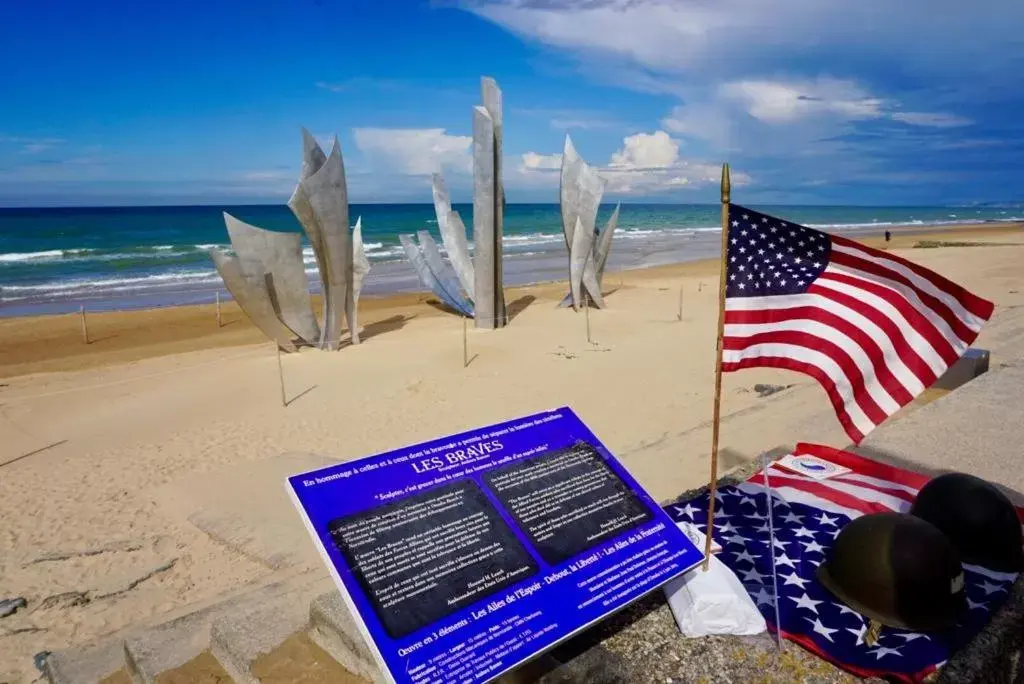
top-left (885, 230), bottom-right (892, 243)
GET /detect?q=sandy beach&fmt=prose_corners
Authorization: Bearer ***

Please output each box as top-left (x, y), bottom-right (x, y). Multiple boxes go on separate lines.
top-left (1, 223), bottom-right (1024, 681)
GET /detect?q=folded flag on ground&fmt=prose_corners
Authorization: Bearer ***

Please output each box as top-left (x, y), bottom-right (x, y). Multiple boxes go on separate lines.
top-left (721, 205), bottom-right (995, 443)
top-left (667, 444), bottom-right (1022, 682)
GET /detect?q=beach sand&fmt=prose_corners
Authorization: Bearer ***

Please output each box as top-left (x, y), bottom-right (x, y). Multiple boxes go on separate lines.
top-left (1, 223), bottom-right (1023, 681)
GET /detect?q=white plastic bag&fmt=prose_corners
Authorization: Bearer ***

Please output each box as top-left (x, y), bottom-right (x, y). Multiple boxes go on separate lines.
top-left (664, 523), bottom-right (767, 637)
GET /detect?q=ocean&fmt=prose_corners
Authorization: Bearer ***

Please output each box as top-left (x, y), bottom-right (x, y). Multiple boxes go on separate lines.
top-left (1, 203), bottom-right (1020, 317)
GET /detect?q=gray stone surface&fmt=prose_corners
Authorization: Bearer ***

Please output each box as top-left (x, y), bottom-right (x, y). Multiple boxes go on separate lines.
top-left (44, 640), bottom-right (125, 684)
top-left (222, 212), bottom-right (320, 345)
top-left (295, 139), bottom-right (357, 349)
top-left (400, 234), bottom-right (473, 317)
top-left (852, 351), bottom-right (1024, 503)
top-left (932, 347), bottom-right (990, 390)
top-left (432, 172), bottom-right (475, 301)
top-left (559, 135), bottom-right (607, 310)
top-left (472, 77), bottom-right (508, 329)
top-left (309, 591), bottom-right (386, 683)
top-left (352, 216), bottom-right (371, 321)
top-left (208, 249), bottom-right (297, 351)
top-left (209, 574), bottom-right (331, 684)
top-left (123, 605), bottom-right (220, 682)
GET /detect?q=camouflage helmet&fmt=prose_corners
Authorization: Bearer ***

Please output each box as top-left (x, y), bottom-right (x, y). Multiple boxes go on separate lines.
top-left (910, 472), bottom-right (1024, 573)
top-left (817, 512), bottom-right (965, 631)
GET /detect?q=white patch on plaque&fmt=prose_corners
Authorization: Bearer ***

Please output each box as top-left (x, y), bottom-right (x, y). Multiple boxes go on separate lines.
top-left (775, 454), bottom-right (852, 481)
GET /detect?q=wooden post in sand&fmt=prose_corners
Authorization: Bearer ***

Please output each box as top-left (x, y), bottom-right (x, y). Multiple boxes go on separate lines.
top-left (276, 345), bottom-right (287, 407)
top-left (463, 315), bottom-right (469, 368)
top-left (585, 292), bottom-right (592, 344)
top-left (677, 285), bottom-right (684, 321)
top-left (79, 305), bottom-right (89, 344)
top-left (215, 291), bottom-right (222, 328)
top-left (702, 163), bottom-right (731, 571)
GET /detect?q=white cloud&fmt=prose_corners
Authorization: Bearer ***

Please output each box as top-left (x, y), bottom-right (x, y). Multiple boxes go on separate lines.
top-left (608, 131), bottom-right (679, 169)
top-left (467, 0), bottom-right (1023, 83)
top-left (352, 128), bottom-right (473, 175)
top-left (891, 112), bottom-right (972, 128)
top-left (520, 151), bottom-right (562, 171)
top-left (719, 79), bottom-right (884, 124)
top-left (519, 130), bottom-right (749, 195)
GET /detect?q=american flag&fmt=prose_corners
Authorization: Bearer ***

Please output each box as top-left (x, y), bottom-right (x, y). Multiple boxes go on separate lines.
top-left (722, 205), bottom-right (995, 443)
top-left (668, 443), bottom-right (1023, 683)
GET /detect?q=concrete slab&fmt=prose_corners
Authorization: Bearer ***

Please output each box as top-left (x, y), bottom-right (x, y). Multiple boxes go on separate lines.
top-left (123, 605), bottom-right (220, 683)
top-left (151, 452), bottom-right (341, 570)
top-left (44, 640), bottom-right (126, 684)
top-left (308, 592), bottom-right (384, 683)
top-left (852, 354), bottom-right (1024, 503)
top-left (209, 573), bottom-right (332, 684)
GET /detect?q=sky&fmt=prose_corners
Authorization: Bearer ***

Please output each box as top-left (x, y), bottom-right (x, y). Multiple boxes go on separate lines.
top-left (1, 0), bottom-right (1023, 207)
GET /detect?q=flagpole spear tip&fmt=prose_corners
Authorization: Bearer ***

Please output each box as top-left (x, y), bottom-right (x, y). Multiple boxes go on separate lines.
top-left (721, 163), bottom-right (731, 203)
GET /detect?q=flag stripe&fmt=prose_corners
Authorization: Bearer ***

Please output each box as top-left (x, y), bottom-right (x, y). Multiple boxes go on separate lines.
top-left (795, 443), bottom-right (931, 489)
top-left (726, 293), bottom-right (925, 397)
top-left (831, 473), bottom-right (920, 502)
top-left (828, 257), bottom-right (973, 356)
top-left (766, 469), bottom-right (913, 513)
top-left (736, 481), bottom-right (865, 521)
top-left (723, 329), bottom-right (891, 425)
top-left (722, 350), bottom-right (870, 440)
top-left (724, 205), bottom-right (993, 443)
top-left (813, 274), bottom-right (950, 377)
top-left (832, 235), bottom-right (994, 327)
top-left (725, 320), bottom-right (903, 415)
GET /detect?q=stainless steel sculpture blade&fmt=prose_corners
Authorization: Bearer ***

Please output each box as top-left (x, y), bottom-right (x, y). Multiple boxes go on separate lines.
top-left (221, 212), bottom-right (320, 345)
top-left (417, 230), bottom-right (474, 316)
top-left (209, 249), bottom-right (297, 352)
top-left (352, 216), bottom-right (371, 312)
top-left (472, 77), bottom-right (508, 330)
top-left (594, 203), bottom-right (620, 284)
top-left (559, 134), bottom-right (606, 309)
top-left (289, 129), bottom-right (330, 314)
top-left (296, 138), bottom-right (357, 349)
top-left (400, 234), bottom-right (473, 317)
top-left (431, 172), bottom-right (474, 300)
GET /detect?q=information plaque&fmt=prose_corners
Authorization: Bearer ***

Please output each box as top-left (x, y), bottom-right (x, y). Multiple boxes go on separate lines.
top-left (287, 407), bottom-right (704, 684)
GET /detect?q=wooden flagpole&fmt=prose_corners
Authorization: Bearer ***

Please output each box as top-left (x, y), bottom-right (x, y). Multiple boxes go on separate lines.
top-left (702, 163), bottom-right (731, 570)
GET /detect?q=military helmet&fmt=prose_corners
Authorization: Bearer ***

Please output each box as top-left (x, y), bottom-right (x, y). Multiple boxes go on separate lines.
top-left (910, 472), bottom-right (1024, 573)
top-left (817, 512), bottom-right (965, 631)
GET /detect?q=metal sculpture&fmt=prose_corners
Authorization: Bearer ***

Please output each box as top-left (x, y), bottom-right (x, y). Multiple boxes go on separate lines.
top-left (209, 249), bottom-right (299, 352)
top-left (400, 233), bottom-right (474, 317)
top-left (559, 134), bottom-right (620, 310)
top-left (220, 213), bottom-right (320, 344)
top-left (209, 128), bottom-right (369, 351)
top-left (431, 172), bottom-right (474, 301)
top-left (352, 216), bottom-right (371, 315)
top-left (472, 77), bottom-right (508, 329)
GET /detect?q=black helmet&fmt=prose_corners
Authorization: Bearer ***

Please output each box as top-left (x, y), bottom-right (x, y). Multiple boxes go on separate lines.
top-left (910, 472), bottom-right (1024, 573)
top-left (817, 513), bottom-right (965, 631)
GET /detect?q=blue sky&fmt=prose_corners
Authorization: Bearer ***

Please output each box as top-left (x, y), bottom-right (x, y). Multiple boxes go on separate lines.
top-left (2, 0), bottom-right (1023, 207)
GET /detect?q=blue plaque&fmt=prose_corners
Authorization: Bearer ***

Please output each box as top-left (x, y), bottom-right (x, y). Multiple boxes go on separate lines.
top-left (287, 407), bottom-right (704, 683)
